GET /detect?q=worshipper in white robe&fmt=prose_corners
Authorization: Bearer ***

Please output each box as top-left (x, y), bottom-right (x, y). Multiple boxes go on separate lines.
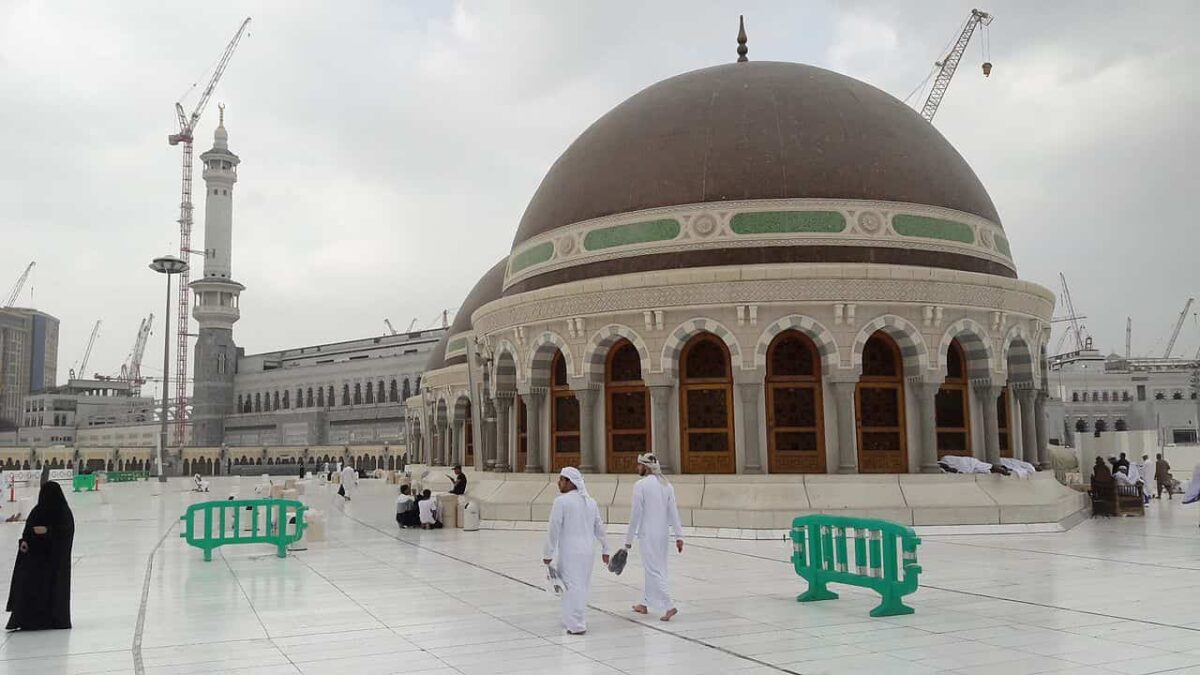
top-left (1114, 466), bottom-right (1137, 486)
top-left (624, 453), bottom-right (685, 622)
top-left (938, 455), bottom-right (1009, 475)
top-left (542, 467), bottom-right (610, 635)
top-left (339, 464), bottom-right (357, 501)
top-left (998, 457), bottom-right (1036, 478)
top-left (1182, 465), bottom-right (1200, 505)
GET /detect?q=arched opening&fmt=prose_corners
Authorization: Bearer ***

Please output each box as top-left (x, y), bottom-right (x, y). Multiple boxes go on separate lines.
top-left (1075, 418), bottom-right (1088, 433)
top-left (1115, 419), bottom-right (1128, 431)
top-left (342, 385), bottom-right (351, 406)
top-left (316, 388), bottom-right (325, 407)
top-left (462, 399), bottom-right (474, 466)
top-left (389, 380), bottom-right (398, 403)
top-left (517, 396), bottom-right (528, 471)
top-left (353, 384), bottom-right (362, 405)
top-left (306, 388), bottom-right (314, 407)
top-left (855, 331), bottom-right (908, 473)
top-left (679, 333), bottom-right (735, 474)
top-left (1094, 418), bottom-right (1108, 435)
top-left (765, 330), bottom-right (825, 473)
top-left (365, 382), bottom-right (374, 404)
top-left (402, 379), bottom-right (411, 401)
top-left (550, 350), bottom-right (580, 472)
top-left (997, 388), bottom-right (1013, 457)
top-left (605, 339), bottom-right (648, 473)
top-left (935, 339), bottom-right (972, 457)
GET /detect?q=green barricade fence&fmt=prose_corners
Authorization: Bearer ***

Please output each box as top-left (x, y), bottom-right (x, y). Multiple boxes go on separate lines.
top-left (105, 470), bottom-right (149, 482)
top-left (180, 498), bottom-right (307, 561)
top-left (72, 474), bottom-right (97, 492)
top-left (790, 514), bottom-right (922, 617)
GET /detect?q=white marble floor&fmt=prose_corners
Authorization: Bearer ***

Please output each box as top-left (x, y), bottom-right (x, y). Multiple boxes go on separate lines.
top-left (0, 477), bottom-right (1199, 675)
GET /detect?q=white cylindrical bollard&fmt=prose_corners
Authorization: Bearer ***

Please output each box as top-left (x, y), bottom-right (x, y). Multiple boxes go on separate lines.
top-left (463, 500), bottom-right (480, 531)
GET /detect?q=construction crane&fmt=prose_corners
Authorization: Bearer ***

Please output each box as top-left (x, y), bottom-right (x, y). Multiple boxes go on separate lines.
top-left (167, 17), bottom-right (251, 446)
top-left (120, 314), bottom-right (154, 393)
top-left (919, 9), bottom-right (993, 122)
top-left (1053, 273), bottom-right (1088, 354)
top-left (1126, 317), bottom-right (1132, 359)
top-left (1163, 297), bottom-right (1194, 358)
top-left (406, 318), bottom-right (418, 332)
top-left (3, 261), bottom-right (35, 307)
top-left (384, 319), bottom-right (398, 335)
top-left (70, 320), bottom-right (102, 381)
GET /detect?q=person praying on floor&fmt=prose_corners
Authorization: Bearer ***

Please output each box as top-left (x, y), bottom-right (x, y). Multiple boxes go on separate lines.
top-left (1182, 465), bottom-right (1200, 505)
top-left (542, 467), bottom-right (610, 635)
top-left (998, 457), bottom-right (1037, 478)
top-left (6, 481), bottom-right (74, 631)
top-left (624, 453), bottom-right (684, 622)
top-left (938, 455), bottom-right (1010, 475)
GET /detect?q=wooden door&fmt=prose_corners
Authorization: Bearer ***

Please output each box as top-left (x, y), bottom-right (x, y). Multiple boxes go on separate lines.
top-left (606, 339), bottom-right (649, 473)
top-left (766, 330), bottom-right (825, 473)
top-left (855, 331), bottom-right (908, 473)
top-left (679, 333), bottom-right (735, 474)
top-left (550, 351), bottom-right (580, 472)
top-left (935, 339), bottom-right (972, 457)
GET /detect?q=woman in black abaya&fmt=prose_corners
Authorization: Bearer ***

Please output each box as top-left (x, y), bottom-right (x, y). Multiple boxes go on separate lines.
top-left (6, 480), bottom-right (74, 630)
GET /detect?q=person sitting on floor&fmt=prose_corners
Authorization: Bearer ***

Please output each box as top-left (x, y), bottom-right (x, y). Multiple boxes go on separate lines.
top-left (938, 455), bottom-right (1010, 475)
top-left (192, 474), bottom-right (210, 492)
top-left (418, 489), bottom-right (440, 529)
top-left (396, 485), bottom-right (419, 528)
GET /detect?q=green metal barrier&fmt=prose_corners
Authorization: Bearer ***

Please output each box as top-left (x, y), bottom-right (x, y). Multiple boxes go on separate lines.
top-left (72, 474), bottom-right (97, 492)
top-left (105, 470), bottom-right (149, 482)
top-left (179, 498), bottom-right (307, 561)
top-left (790, 514), bottom-right (922, 617)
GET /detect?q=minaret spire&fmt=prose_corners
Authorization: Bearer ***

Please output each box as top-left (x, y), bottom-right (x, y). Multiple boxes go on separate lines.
top-left (218, 103), bottom-right (225, 126)
top-left (736, 15), bottom-right (748, 63)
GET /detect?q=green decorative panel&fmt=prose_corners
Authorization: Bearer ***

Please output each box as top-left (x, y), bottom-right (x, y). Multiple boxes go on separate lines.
top-left (510, 242), bottom-right (554, 273)
top-left (892, 215), bottom-right (974, 244)
top-left (994, 234), bottom-right (1011, 258)
top-left (583, 218), bottom-right (681, 251)
top-left (730, 211), bottom-right (846, 235)
top-left (446, 337), bottom-right (467, 353)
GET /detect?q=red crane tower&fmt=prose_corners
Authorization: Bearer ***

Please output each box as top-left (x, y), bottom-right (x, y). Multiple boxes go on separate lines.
top-left (167, 17), bottom-right (250, 446)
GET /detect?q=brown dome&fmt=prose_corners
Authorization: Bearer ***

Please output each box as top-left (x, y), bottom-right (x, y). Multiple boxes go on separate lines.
top-left (427, 257), bottom-right (508, 371)
top-left (513, 62), bottom-right (999, 246)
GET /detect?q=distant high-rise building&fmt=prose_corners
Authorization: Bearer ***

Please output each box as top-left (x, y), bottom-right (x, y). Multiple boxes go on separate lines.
top-left (0, 308), bottom-right (59, 429)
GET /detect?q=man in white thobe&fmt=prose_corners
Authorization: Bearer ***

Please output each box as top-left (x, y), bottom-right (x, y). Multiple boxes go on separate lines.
top-left (339, 463), bottom-right (357, 501)
top-left (624, 453), bottom-right (684, 622)
top-left (542, 467), bottom-right (610, 635)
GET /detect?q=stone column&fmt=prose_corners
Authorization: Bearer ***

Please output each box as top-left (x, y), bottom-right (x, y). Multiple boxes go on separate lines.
top-left (1035, 392), bottom-right (1050, 469)
top-left (647, 384), bottom-right (674, 474)
top-left (482, 399), bottom-right (496, 470)
top-left (830, 379), bottom-right (859, 474)
top-left (914, 380), bottom-right (942, 473)
top-left (975, 382), bottom-right (1003, 464)
top-left (452, 420), bottom-right (464, 466)
top-left (436, 419), bottom-right (448, 466)
top-left (524, 391), bottom-right (545, 473)
top-left (575, 387), bottom-right (598, 473)
top-left (493, 396), bottom-right (511, 472)
top-left (1016, 389), bottom-right (1037, 464)
top-left (737, 381), bottom-right (763, 474)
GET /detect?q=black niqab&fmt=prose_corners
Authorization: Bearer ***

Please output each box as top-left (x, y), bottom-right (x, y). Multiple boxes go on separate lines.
top-left (6, 480), bottom-right (74, 630)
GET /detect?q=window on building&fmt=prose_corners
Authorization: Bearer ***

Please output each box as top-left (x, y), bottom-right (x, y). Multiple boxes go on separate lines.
top-left (1156, 392), bottom-right (1166, 400)
top-left (365, 382), bottom-right (374, 404)
top-left (217, 353), bottom-right (227, 374)
top-left (342, 385), bottom-right (350, 406)
top-left (1137, 385), bottom-right (1146, 401)
top-left (1123, 392), bottom-right (1131, 401)
top-left (254, 393), bottom-right (261, 412)
top-left (1173, 392), bottom-right (1184, 400)
top-left (316, 387), bottom-right (325, 407)
top-left (1072, 392), bottom-right (1079, 402)
top-left (389, 379), bottom-right (398, 402)
top-left (402, 379), bottom-right (411, 401)
top-left (353, 383), bottom-right (362, 405)
top-left (1075, 418), bottom-right (1088, 433)
top-left (1115, 419), bottom-right (1128, 431)
top-left (378, 381), bottom-right (385, 403)
top-left (282, 391), bottom-right (289, 409)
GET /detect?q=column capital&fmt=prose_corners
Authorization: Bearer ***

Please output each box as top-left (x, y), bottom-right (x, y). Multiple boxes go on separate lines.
top-left (826, 368), bottom-right (862, 385)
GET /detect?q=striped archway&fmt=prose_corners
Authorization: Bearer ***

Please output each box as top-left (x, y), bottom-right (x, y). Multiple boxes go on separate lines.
top-left (754, 315), bottom-right (840, 371)
top-left (662, 317), bottom-right (743, 377)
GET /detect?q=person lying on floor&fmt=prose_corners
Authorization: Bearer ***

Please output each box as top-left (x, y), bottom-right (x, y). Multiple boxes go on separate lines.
top-left (938, 455), bottom-right (1011, 475)
top-left (998, 457), bottom-right (1037, 478)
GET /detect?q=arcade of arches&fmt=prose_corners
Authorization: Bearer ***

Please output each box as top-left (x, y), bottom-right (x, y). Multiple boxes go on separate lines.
top-left (410, 323), bottom-right (1049, 477)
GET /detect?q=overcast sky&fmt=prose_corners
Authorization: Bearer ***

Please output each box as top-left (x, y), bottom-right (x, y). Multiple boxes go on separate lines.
top-left (2, 0), bottom-right (1198, 399)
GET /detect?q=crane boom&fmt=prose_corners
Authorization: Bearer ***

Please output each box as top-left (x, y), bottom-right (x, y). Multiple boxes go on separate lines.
top-left (1163, 297), bottom-right (1194, 358)
top-left (126, 314), bottom-right (153, 385)
top-left (385, 319), bottom-right (398, 335)
top-left (78, 320), bottom-right (102, 379)
top-left (3, 261), bottom-right (35, 307)
top-left (167, 17), bottom-right (250, 447)
top-left (1058, 273), bottom-right (1085, 352)
top-left (920, 9), bottom-right (993, 122)
top-left (1125, 317), bottom-right (1132, 358)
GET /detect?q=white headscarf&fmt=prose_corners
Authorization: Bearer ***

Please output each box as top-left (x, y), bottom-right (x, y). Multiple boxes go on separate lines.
top-left (637, 453), bottom-right (667, 483)
top-left (560, 467), bottom-right (589, 499)
top-left (1183, 464), bottom-right (1200, 504)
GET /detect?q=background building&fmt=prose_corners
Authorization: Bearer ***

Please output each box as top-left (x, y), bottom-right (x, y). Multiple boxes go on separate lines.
top-left (0, 307), bottom-right (59, 430)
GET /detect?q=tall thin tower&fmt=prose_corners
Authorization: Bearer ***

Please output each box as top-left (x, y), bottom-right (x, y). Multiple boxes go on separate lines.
top-left (189, 106), bottom-right (244, 447)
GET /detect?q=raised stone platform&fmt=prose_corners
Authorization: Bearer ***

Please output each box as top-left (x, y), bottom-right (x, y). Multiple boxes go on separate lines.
top-left (411, 467), bottom-right (1088, 529)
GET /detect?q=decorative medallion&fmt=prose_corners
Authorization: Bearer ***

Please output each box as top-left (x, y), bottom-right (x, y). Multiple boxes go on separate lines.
top-left (691, 213), bottom-right (718, 238)
top-left (978, 228), bottom-right (993, 250)
top-left (556, 236), bottom-right (576, 256)
top-left (856, 211), bottom-right (883, 235)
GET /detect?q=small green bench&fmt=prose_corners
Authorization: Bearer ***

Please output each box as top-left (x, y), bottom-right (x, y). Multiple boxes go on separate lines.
top-left (72, 474), bottom-right (97, 492)
top-left (105, 470), bottom-right (149, 482)
top-left (790, 514), bottom-right (922, 617)
top-left (180, 498), bottom-right (307, 561)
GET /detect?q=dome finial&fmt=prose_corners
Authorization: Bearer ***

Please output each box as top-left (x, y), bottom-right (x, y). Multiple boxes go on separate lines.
top-left (218, 103), bottom-right (225, 127)
top-left (736, 15), bottom-right (748, 62)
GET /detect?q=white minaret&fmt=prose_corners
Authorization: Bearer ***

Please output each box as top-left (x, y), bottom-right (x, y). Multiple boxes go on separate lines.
top-left (190, 105), bottom-right (245, 447)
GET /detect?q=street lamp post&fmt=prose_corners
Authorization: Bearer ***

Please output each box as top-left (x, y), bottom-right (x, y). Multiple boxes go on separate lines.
top-left (149, 255), bottom-right (188, 483)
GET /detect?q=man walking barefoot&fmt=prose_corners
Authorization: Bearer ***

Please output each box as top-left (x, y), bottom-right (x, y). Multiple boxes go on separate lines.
top-left (543, 467), bottom-right (610, 635)
top-left (624, 453), bottom-right (684, 622)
